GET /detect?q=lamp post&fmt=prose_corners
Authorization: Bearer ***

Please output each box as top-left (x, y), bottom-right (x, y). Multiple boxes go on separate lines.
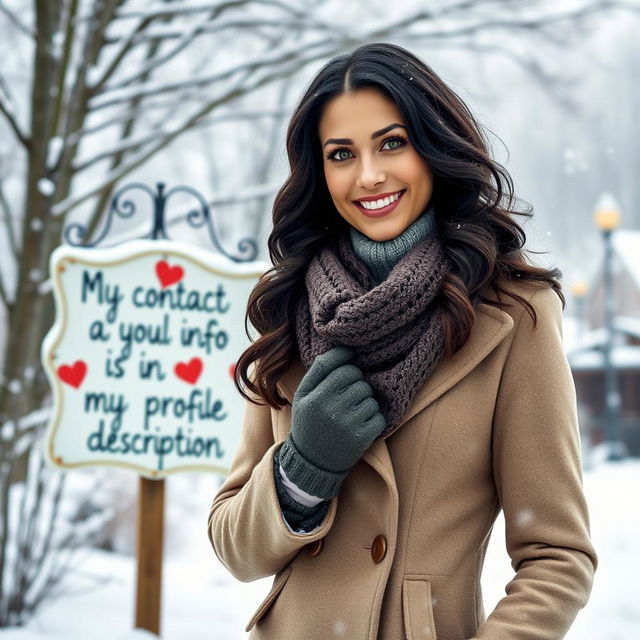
top-left (593, 193), bottom-right (625, 461)
top-left (570, 279), bottom-right (591, 469)
top-left (570, 279), bottom-right (587, 347)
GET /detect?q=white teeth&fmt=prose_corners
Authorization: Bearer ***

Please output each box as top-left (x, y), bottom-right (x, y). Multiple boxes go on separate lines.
top-left (360, 191), bottom-right (402, 210)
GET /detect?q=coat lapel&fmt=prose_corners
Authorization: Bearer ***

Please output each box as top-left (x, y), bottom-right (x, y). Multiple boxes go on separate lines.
top-left (275, 302), bottom-right (514, 475)
top-left (384, 302), bottom-right (514, 436)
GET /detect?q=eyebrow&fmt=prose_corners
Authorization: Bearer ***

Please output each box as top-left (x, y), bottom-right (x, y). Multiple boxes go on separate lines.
top-left (322, 123), bottom-right (407, 148)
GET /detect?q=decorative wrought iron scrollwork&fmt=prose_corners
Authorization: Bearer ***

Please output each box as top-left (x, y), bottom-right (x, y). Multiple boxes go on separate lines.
top-left (63, 182), bottom-right (258, 263)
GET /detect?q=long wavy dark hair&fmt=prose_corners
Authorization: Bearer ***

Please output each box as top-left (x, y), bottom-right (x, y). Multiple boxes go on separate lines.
top-left (234, 42), bottom-right (563, 407)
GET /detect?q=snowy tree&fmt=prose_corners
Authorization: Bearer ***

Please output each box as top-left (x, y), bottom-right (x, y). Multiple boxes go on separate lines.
top-left (0, 0), bottom-right (634, 627)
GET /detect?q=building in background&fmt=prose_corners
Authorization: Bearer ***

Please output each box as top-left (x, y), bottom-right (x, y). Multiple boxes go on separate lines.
top-left (567, 230), bottom-right (640, 456)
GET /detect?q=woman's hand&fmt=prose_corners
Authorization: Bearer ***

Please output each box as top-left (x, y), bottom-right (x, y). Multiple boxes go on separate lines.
top-left (277, 345), bottom-right (386, 500)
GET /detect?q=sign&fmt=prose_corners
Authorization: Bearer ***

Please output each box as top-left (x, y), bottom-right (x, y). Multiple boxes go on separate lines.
top-left (41, 239), bottom-right (269, 478)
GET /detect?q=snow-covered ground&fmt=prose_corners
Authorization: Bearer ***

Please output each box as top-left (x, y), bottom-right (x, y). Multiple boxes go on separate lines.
top-left (1, 454), bottom-right (638, 639)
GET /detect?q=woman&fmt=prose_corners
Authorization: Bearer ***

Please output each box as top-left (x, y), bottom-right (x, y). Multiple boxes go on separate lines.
top-left (208, 42), bottom-right (597, 640)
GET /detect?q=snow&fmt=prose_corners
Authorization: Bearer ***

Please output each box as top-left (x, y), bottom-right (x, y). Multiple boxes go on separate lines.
top-left (612, 231), bottom-right (640, 292)
top-left (563, 146), bottom-right (589, 174)
top-left (614, 316), bottom-right (640, 338)
top-left (46, 138), bottom-right (64, 170)
top-left (0, 82), bottom-right (16, 114)
top-left (569, 345), bottom-right (640, 370)
top-left (7, 378), bottom-right (22, 393)
top-left (1, 419), bottom-right (15, 440)
top-left (1, 457), bottom-right (638, 639)
top-left (49, 32), bottom-right (64, 60)
top-left (564, 313), bottom-right (640, 369)
top-left (37, 178), bottom-right (55, 197)
top-left (85, 64), bottom-right (103, 89)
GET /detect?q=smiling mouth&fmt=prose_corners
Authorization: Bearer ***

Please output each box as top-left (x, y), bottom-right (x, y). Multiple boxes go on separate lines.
top-left (353, 190), bottom-right (406, 217)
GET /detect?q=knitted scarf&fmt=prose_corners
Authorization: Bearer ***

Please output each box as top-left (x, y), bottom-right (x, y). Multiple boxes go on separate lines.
top-left (295, 226), bottom-right (453, 435)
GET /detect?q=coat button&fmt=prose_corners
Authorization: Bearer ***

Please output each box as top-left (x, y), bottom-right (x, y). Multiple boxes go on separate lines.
top-left (371, 535), bottom-right (387, 563)
top-left (305, 538), bottom-right (323, 557)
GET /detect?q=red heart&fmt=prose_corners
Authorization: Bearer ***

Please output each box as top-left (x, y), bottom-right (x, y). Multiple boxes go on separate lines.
top-left (155, 260), bottom-right (184, 288)
top-left (229, 363), bottom-right (236, 380)
top-left (57, 360), bottom-right (87, 389)
top-left (175, 357), bottom-right (203, 385)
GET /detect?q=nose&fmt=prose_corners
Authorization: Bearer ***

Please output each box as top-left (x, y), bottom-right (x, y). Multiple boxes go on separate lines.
top-left (356, 156), bottom-right (385, 190)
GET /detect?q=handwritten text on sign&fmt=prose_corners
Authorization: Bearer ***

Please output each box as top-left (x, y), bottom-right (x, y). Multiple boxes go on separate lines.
top-left (41, 240), bottom-right (268, 478)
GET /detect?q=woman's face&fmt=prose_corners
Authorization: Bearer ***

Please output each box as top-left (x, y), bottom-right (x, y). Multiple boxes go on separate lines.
top-left (318, 87), bottom-right (433, 242)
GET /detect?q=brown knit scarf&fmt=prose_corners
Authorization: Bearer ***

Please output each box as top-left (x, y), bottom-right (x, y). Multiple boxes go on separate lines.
top-left (295, 230), bottom-right (453, 435)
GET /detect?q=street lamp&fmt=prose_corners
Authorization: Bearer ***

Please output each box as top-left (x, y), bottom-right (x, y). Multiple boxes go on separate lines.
top-left (593, 192), bottom-right (625, 461)
top-left (570, 279), bottom-right (587, 347)
top-left (570, 278), bottom-right (591, 469)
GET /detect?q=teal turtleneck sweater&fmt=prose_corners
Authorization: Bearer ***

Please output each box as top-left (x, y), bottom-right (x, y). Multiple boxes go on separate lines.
top-left (274, 203), bottom-right (438, 535)
top-left (348, 204), bottom-right (437, 285)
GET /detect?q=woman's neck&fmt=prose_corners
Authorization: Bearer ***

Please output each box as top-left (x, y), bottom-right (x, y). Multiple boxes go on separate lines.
top-left (349, 205), bottom-right (437, 284)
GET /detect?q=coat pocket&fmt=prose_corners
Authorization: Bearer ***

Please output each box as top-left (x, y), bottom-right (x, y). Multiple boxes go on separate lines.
top-left (402, 577), bottom-right (437, 640)
top-left (245, 565), bottom-right (293, 632)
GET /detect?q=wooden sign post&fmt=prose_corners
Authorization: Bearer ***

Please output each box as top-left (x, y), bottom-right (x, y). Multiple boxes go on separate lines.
top-left (135, 477), bottom-right (164, 634)
top-left (41, 238), bottom-right (269, 634)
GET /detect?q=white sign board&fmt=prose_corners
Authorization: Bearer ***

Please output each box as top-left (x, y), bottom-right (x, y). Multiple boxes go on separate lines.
top-left (41, 239), bottom-right (269, 478)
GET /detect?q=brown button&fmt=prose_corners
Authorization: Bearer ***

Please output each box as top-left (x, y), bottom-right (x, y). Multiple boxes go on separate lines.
top-left (305, 538), bottom-right (323, 557)
top-left (371, 535), bottom-right (387, 563)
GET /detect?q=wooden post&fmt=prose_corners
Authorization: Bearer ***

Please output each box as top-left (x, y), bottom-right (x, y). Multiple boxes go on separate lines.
top-left (135, 476), bottom-right (164, 635)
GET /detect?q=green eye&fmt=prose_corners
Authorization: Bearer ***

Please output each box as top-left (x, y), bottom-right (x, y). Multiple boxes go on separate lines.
top-left (382, 136), bottom-right (407, 150)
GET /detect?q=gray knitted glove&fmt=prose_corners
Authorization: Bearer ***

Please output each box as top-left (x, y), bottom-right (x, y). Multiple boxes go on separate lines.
top-left (277, 345), bottom-right (386, 500)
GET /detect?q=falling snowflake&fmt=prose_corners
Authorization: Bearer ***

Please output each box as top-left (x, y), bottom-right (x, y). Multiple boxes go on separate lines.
top-left (333, 618), bottom-right (347, 635)
top-left (1, 421), bottom-right (15, 441)
top-left (50, 31), bottom-right (65, 59)
top-left (47, 136), bottom-right (64, 169)
top-left (37, 177), bottom-right (56, 196)
top-left (516, 508), bottom-right (534, 527)
top-left (563, 147), bottom-right (589, 175)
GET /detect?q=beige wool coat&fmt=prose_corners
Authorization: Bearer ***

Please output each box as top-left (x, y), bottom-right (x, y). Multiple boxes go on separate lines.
top-left (208, 281), bottom-right (598, 640)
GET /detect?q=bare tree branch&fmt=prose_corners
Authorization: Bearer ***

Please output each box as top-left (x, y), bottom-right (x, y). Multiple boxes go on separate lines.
top-left (108, 17), bottom-right (325, 89)
top-left (393, 0), bottom-right (635, 41)
top-left (113, 0), bottom-right (309, 21)
top-left (90, 36), bottom-right (336, 108)
top-left (55, 38), bottom-right (344, 217)
top-left (106, 16), bottom-right (328, 44)
top-left (94, 0), bottom-right (254, 90)
top-left (111, 8), bottom-right (236, 89)
top-left (115, 0), bottom-right (230, 19)
top-left (0, 179), bottom-right (18, 261)
top-left (51, 0), bottom-right (121, 199)
top-left (70, 102), bottom-right (291, 144)
top-left (74, 105), bottom-right (293, 172)
top-left (91, 0), bottom-right (631, 111)
top-left (72, 130), bottom-right (172, 172)
top-left (439, 38), bottom-right (583, 111)
top-left (91, 15), bottom-right (156, 90)
top-left (82, 9), bottom-right (174, 242)
top-left (96, 0), bottom-right (351, 90)
top-left (0, 272), bottom-right (10, 308)
top-left (0, 0), bottom-right (36, 39)
top-left (51, 0), bottom-right (80, 137)
top-left (0, 93), bottom-right (29, 149)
